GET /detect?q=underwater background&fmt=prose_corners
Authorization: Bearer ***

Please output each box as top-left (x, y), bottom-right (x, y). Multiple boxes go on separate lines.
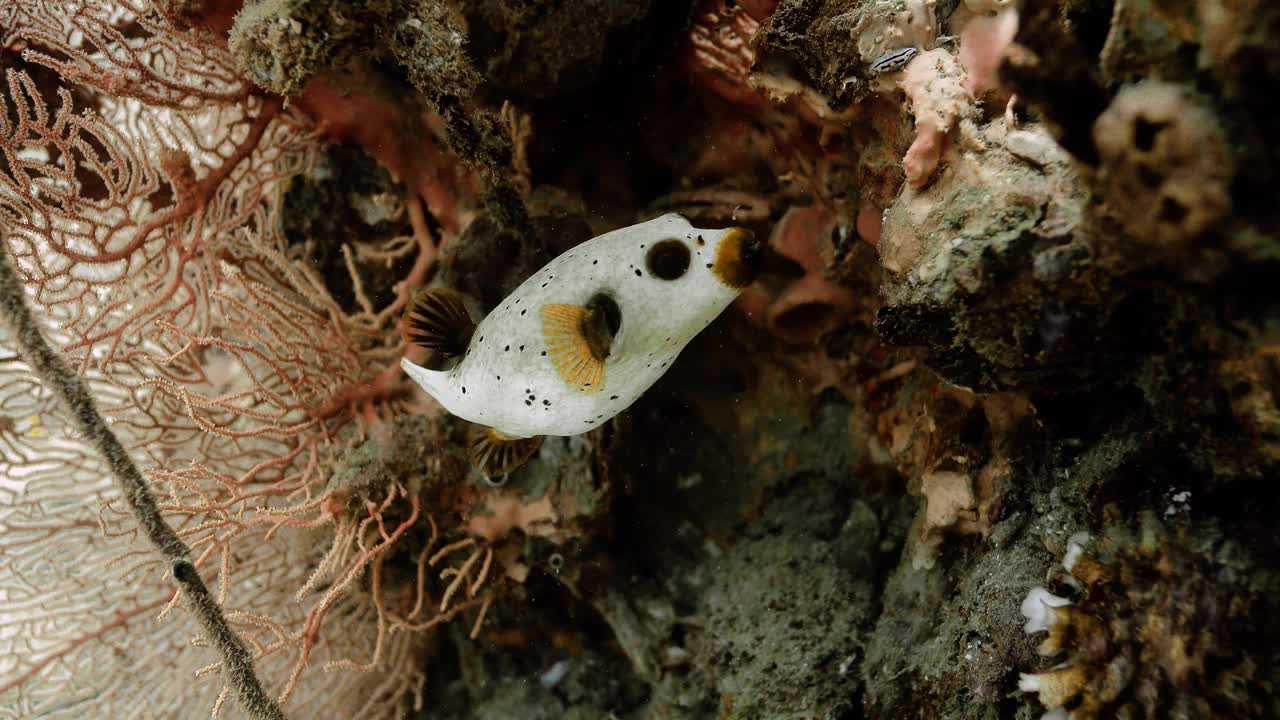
top-left (2, 1), bottom-right (1279, 718)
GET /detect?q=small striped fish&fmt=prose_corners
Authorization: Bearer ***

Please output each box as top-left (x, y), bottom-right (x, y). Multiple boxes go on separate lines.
top-left (869, 47), bottom-right (919, 75)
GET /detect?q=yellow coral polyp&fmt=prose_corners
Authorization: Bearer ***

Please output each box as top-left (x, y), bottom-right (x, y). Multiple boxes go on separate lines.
top-left (1018, 515), bottom-right (1268, 719)
top-left (1039, 605), bottom-right (1103, 657)
top-left (1019, 665), bottom-right (1088, 708)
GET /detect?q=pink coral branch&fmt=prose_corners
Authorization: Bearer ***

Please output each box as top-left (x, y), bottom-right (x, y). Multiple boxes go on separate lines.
top-left (280, 493), bottom-right (421, 704)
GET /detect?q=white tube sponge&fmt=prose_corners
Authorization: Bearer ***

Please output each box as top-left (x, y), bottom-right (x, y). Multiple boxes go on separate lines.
top-left (1062, 532), bottom-right (1090, 573)
top-left (1021, 586), bottom-right (1071, 634)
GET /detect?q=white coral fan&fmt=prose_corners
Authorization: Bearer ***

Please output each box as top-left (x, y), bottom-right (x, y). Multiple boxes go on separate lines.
top-left (0, 2), bottom-right (442, 718)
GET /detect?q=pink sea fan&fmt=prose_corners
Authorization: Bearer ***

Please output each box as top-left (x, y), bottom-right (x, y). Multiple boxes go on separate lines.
top-left (0, 2), bottom-right (476, 717)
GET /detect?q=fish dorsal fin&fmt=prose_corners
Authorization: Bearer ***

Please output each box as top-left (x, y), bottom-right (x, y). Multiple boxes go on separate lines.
top-left (468, 426), bottom-right (544, 476)
top-left (541, 300), bottom-right (616, 394)
top-left (403, 288), bottom-right (476, 356)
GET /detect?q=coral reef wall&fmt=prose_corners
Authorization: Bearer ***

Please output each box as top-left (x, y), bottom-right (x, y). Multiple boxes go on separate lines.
top-left (2, 0), bottom-right (1279, 719)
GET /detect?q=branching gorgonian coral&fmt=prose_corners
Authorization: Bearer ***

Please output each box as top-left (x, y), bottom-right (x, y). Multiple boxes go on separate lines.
top-left (0, 2), bottom-right (492, 717)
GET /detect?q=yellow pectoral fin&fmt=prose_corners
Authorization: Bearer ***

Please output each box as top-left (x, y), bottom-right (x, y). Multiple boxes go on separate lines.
top-left (541, 303), bottom-right (607, 393)
top-left (468, 426), bottom-right (544, 476)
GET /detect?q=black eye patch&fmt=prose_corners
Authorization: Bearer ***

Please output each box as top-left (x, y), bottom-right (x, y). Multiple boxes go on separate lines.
top-left (646, 239), bottom-right (691, 280)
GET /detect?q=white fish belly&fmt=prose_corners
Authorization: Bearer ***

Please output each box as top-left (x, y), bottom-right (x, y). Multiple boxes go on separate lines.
top-left (446, 313), bottom-right (692, 438)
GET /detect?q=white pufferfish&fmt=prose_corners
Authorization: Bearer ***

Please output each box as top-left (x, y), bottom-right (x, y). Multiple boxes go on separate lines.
top-left (400, 212), bottom-right (761, 476)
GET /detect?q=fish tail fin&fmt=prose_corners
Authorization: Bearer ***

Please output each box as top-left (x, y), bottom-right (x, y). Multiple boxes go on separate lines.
top-left (403, 287), bottom-right (476, 356)
top-left (400, 356), bottom-right (449, 399)
top-left (467, 426), bottom-right (543, 476)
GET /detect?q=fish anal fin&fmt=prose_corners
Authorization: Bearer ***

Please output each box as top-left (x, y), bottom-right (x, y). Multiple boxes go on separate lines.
top-left (404, 288), bottom-right (476, 356)
top-left (541, 303), bottom-right (607, 394)
top-left (468, 426), bottom-right (543, 476)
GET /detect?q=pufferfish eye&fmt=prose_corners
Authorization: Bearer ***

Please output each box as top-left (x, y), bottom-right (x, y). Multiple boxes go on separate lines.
top-left (646, 239), bottom-right (691, 280)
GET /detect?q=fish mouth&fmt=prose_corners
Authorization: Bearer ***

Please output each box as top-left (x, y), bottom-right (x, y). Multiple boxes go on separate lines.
top-left (711, 227), bottom-right (761, 289)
